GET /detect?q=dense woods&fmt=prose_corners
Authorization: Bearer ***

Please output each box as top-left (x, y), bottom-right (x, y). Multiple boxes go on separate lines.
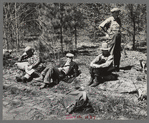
top-left (3, 3), bottom-right (147, 58)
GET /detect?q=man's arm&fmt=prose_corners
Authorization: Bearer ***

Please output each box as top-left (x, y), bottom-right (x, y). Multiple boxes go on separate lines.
top-left (99, 55), bottom-right (113, 68)
top-left (73, 63), bottom-right (79, 77)
top-left (18, 54), bottom-right (27, 62)
top-left (18, 55), bottom-right (23, 62)
top-left (90, 55), bottom-right (102, 68)
top-left (30, 55), bottom-right (41, 68)
top-left (99, 17), bottom-right (112, 36)
top-left (56, 60), bottom-right (65, 68)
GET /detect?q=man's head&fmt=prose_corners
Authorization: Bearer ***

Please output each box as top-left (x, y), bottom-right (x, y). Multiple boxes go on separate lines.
top-left (66, 53), bottom-right (74, 62)
top-left (100, 42), bottom-right (110, 56)
top-left (23, 46), bottom-right (34, 56)
top-left (111, 8), bottom-right (120, 18)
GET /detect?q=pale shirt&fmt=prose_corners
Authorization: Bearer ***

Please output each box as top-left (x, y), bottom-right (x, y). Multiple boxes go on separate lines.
top-left (99, 16), bottom-right (121, 35)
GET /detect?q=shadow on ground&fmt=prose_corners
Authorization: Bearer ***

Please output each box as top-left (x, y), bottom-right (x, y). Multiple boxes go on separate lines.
top-left (120, 65), bottom-right (133, 70)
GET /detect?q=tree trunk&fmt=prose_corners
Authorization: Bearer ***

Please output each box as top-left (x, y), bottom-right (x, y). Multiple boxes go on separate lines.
top-left (6, 3), bottom-right (9, 50)
top-left (4, 29), bottom-right (9, 50)
top-left (60, 21), bottom-right (63, 53)
top-left (133, 19), bottom-right (136, 50)
top-left (131, 5), bottom-right (136, 50)
top-left (130, 4), bottom-right (136, 50)
top-left (15, 3), bottom-right (19, 53)
top-left (74, 26), bottom-right (77, 50)
top-left (94, 26), bottom-right (96, 41)
top-left (60, 4), bottom-right (63, 53)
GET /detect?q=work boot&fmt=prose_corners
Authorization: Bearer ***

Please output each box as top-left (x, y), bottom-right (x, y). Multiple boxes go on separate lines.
top-left (114, 65), bottom-right (119, 72)
top-left (16, 76), bottom-right (23, 82)
top-left (39, 83), bottom-right (48, 89)
top-left (22, 77), bottom-right (27, 83)
top-left (90, 76), bottom-right (101, 87)
top-left (116, 68), bottom-right (119, 72)
top-left (34, 75), bottom-right (44, 81)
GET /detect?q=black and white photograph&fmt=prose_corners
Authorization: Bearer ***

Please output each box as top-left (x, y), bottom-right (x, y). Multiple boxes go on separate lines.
top-left (2, 2), bottom-right (147, 120)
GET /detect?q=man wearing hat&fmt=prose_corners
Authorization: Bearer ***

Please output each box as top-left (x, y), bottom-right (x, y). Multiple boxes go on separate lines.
top-left (88, 42), bottom-right (114, 87)
top-left (15, 46), bottom-right (41, 83)
top-left (99, 8), bottom-right (122, 72)
top-left (35, 53), bottom-right (80, 89)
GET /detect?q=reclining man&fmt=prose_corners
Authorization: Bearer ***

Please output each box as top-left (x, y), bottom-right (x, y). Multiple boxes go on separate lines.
top-left (15, 46), bottom-right (42, 83)
top-left (35, 53), bottom-right (80, 89)
top-left (88, 42), bottom-right (115, 87)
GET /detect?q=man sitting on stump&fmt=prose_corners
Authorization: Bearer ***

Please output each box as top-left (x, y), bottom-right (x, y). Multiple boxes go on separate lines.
top-left (35, 53), bottom-right (80, 89)
top-left (88, 42), bottom-right (115, 87)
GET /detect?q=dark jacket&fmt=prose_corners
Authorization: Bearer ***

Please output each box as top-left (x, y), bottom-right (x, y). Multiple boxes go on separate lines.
top-left (56, 60), bottom-right (79, 77)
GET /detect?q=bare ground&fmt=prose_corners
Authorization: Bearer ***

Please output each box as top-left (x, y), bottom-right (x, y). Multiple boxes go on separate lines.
top-left (3, 41), bottom-right (147, 120)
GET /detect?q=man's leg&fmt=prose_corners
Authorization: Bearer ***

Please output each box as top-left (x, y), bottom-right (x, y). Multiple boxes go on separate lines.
top-left (114, 54), bottom-right (121, 72)
top-left (40, 68), bottom-right (55, 89)
top-left (104, 65), bottom-right (115, 74)
top-left (34, 66), bottom-right (50, 81)
top-left (21, 65), bottom-right (36, 83)
top-left (88, 67), bottom-right (95, 86)
top-left (90, 68), bottom-right (103, 87)
top-left (40, 67), bottom-right (64, 89)
top-left (113, 32), bottom-right (121, 72)
top-left (43, 68), bottom-right (52, 83)
top-left (91, 75), bottom-right (103, 87)
top-left (51, 67), bottom-right (65, 84)
top-left (16, 62), bottom-right (29, 70)
top-left (15, 62), bottom-right (28, 82)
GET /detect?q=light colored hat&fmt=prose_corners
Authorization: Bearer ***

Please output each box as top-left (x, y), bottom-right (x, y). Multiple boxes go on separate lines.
top-left (100, 42), bottom-right (109, 51)
top-left (111, 8), bottom-right (121, 13)
top-left (23, 46), bottom-right (33, 55)
top-left (66, 53), bottom-right (74, 58)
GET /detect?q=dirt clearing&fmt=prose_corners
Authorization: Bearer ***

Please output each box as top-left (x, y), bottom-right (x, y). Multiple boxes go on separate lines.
top-left (3, 43), bottom-right (147, 120)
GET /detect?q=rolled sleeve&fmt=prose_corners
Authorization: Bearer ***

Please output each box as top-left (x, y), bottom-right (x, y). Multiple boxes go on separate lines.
top-left (99, 17), bottom-right (113, 28)
top-left (90, 55), bottom-right (102, 67)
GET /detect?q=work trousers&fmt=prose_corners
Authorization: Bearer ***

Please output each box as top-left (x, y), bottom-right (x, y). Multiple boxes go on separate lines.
top-left (89, 65), bottom-right (114, 77)
top-left (109, 32), bottom-right (121, 70)
top-left (42, 67), bottom-right (65, 84)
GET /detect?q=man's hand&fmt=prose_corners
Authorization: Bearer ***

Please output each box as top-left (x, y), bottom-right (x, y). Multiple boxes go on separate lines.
top-left (27, 65), bottom-right (32, 71)
top-left (105, 33), bottom-right (110, 39)
top-left (41, 71), bottom-right (44, 75)
top-left (99, 26), bottom-right (110, 38)
top-left (58, 67), bottom-right (63, 71)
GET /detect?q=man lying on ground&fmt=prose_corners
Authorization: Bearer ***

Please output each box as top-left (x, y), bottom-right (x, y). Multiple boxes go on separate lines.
top-left (15, 46), bottom-right (42, 83)
top-left (35, 53), bottom-right (80, 89)
top-left (88, 42), bottom-right (115, 87)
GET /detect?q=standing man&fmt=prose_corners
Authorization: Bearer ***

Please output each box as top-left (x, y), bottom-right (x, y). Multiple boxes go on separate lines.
top-left (99, 8), bottom-right (122, 72)
top-left (88, 42), bottom-right (114, 87)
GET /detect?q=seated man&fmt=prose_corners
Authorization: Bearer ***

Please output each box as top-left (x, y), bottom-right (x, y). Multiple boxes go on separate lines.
top-left (35, 53), bottom-right (80, 89)
top-left (88, 42), bottom-right (115, 87)
top-left (15, 46), bottom-right (41, 83)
